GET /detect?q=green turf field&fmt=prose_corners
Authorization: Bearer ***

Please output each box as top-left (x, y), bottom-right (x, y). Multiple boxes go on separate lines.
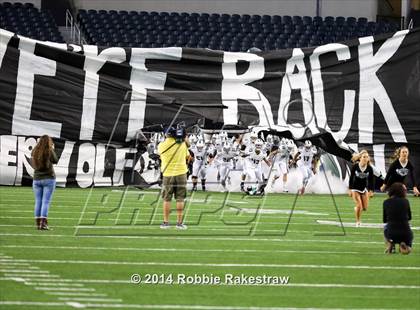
top-left (0, 186), bottom-right (419, 309)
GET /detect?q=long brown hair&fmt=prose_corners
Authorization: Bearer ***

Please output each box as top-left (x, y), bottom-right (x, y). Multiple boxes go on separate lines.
top-left (351, 149), bottom-right (370, 165)
top-left (32, 135), bottom-right (53, 170)
top-left (390, 146), bottom-right (409, 163)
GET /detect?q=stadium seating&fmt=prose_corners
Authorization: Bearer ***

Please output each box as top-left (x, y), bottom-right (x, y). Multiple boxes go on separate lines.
top-left (0, 2), bottom-right (64, 43)
top-left (77, 9), bottom-right (399, 51)
top-left (0, 2), bottom-right (399, 50)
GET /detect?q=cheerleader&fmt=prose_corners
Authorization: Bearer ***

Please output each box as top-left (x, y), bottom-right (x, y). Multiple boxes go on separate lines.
top-left (348, 150), bottom-right (374, 227)
top-left (380, 146), bottom-right (419, 196)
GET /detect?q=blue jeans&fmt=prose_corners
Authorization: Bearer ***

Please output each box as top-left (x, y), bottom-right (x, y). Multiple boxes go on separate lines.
top-left (33, 179), bottom-right (56, 218)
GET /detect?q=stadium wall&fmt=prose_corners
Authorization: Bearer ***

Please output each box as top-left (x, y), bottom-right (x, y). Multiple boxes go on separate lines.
top-left (320, 0), bottom-right (378, 20)
top-left (74, 0), bottom-right (378, 20)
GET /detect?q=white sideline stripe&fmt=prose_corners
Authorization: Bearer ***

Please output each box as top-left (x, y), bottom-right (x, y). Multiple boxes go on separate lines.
top-left (26, 282), bottom-right (85, 287)
top-left (59, 297), bottom-right (123, 302)
top-left (0, 221), bottom-right (352, 227)
top-left (2, 258), bottom-right (419, 270)
top-left (46, 292), bottom-right (107, 297)
top-left (0, 224), bottom-right (391, 235)
top-left (73, 225), bottom-right (374, 232)
top-left (0, 219), bottom-right (331, 226)
top-left (2, 225), bottom-right (382, 235)
top-left (0, 214), bottom-right (336, 220)
top-left (3, 277), bottom-right (418, 289)
top-left (0, 265), bottom-right (39, 269)
top-left (4, 273), bottom-right (59, 278)
top-left (0, 200), bottom-right (396, 212)
top-left (7, 277), bottom-right (27, 282)
top-left (35, 287), bottom-right (96, 291)
top-left (288, 283), bottom-right (420, 289)
top-left (228, 207), bottom-right (328, 216)
top-left (0, 262), bottom-right (30, 266)
top-left (0, 301), bottom-right (407, 310)
top-left (0, 209), bottom-right (329, 216)
top-left (0, 269), bottom-right (49, 273)
top-left (0, 277), bottom-right (126, 284)
top-left (317, 220), bottom-right (420, 230)
top-left (0, 233), bottom-right (388, 244)
top-left (0, 244), bottom-right (373, 255)
top-left (66, 302), bottom-right (86, 309)
top-left (1, 209), bottom-right (398, 218)
top-left (1, 210), bottom-right (392, 220)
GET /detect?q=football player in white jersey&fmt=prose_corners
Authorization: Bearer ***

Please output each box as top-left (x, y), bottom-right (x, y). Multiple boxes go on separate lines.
top-left (219, 131), bottom-right (228, 143)
top-left (211, 133), bottom-right (219, 145)
top-left (270, 140), bottom-right (291, 192)
top-left (243, 139), bottom-right (270, 195)
top-left (190, 140), bottom-right (211, 191)
top-left (213, 138), bottom-right (224, 182)
top-left (146, 133), bottom-right (161, 172)
top-left (260, 137), bottom-right (273, 189)
top-left (247, 131), bottom-right (258, 152)
top-left (239, 132), bottom-right (259, 192)
top-left (214, 143), bottom-right (236, 191)
top-left (294, 140), bottom-right (319, 195)
top-left (231, 134), bottom-right (244, 171)
top-left (204, 138), bottom-right (214, 155)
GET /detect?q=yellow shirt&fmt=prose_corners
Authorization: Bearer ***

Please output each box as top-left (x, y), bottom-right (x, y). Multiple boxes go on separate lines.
top-left (158, 137), bottom-right (189, 177)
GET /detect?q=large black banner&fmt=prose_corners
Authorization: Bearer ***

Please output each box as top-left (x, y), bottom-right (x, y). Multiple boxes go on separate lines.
top-left (0, 28), bottom-right (419, 187)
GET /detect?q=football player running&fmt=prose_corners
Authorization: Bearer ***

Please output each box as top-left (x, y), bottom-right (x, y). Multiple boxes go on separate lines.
top-left (214, 142), bottom-right (236, 191)
top-left (294, 140), bottom-right (319, 195)
top-left (190, 140), bottom-right (212, 191)
top-left (243, 139), bottom-right (271, 195)
top-left (269, 140), bottom-right (291, 192)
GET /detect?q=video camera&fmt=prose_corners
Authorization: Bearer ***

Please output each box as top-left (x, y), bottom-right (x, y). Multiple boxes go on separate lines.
top-left (165, 123), bottom-right (186, 143)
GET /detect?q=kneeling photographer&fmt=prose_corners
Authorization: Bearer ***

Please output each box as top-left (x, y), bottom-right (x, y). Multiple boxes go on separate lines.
top-left (157, 125), bottom-right (190, 230)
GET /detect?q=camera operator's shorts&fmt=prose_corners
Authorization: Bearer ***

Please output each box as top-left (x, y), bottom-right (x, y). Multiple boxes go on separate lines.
top-left (162, 173), bottom-right (187, 202)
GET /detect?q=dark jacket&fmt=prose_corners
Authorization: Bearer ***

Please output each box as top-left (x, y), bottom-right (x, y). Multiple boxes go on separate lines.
top-left (383, 197), bottom-right (412, 231)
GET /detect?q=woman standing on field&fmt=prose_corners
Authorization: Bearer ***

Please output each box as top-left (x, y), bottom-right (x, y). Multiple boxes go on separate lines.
top-left (348, 150), bottom-right (374, 227)
top-left (31, 135), bottom-right (58, 230)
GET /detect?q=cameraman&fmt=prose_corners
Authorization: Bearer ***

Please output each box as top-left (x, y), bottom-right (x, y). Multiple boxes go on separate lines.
top-left (157, 126), bottom-right (190, 230)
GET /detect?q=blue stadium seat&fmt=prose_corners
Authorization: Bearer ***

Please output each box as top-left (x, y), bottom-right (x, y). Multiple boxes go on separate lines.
top-left (357, 17), bottom-right (368, 25)
top-left (0, 3), bottom-right (64, 42)
top-left (62, 8), bottom-right (401, 50)
top-left (313, 16), bottom-right (323, 26)
top-left (283, 15), bottom-right (292, 24)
